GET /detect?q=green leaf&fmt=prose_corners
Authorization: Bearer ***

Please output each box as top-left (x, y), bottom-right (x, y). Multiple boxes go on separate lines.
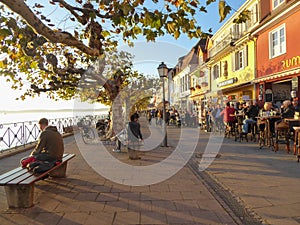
top-left (101, 30), bottom-right (110, 37)
top-left (0, 28), bottom-right (12, 39)
top-left (30, 61), bottom-right (39, 69)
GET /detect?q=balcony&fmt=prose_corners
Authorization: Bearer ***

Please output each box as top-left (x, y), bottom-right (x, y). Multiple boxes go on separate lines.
top-left (209, 32), bottom-right (243, 58)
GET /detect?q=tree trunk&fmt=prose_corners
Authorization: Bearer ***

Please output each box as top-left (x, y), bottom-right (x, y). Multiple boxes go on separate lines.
top-left (105, 96), bottom-right (124, 139)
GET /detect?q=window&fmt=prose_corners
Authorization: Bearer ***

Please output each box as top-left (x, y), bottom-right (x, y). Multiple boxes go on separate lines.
top-left (213, 64), bottom-right (219, 79)
top-left (231, 24), bottom-right (240, 40)
top-left (236, 51), bottom-right (243, 70)
top-left (269, 24), bottom-right (286, 58)
top-left (251, 4), bottom-right (258, 25)
top-left (232, 45), bottom-right (248, 71)
top-left (273, 0), bottom-right (284, 10)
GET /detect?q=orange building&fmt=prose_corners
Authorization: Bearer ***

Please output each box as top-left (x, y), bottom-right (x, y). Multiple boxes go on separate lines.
top-left (253, 0), bottom-right (300, 103)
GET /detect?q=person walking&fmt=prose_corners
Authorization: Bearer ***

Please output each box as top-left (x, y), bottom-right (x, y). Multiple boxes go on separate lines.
top-left (147, 111), bottom-right (152, 125)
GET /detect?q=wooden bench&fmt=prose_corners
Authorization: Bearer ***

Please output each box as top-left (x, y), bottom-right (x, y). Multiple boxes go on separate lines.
top-left (0, 153), bottom-right (75, 208)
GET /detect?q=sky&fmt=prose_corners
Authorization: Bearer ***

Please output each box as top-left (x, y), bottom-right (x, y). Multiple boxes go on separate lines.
top-left (0, 0), bottom-right (246, 111)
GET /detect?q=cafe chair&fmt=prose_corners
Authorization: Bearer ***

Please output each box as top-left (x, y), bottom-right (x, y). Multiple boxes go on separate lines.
top-left (274, 121), bottom-right (290, 153)
top-left (224, 121), bottom-right (236, 138)
top-left (293, 127), bottom-right (300, 162)
top-left (234, 117), bottom-right (248, 142)
top-left (257, 118), bottom-right (267, 149)
top-left (249, 123), bottom-right (258, 142)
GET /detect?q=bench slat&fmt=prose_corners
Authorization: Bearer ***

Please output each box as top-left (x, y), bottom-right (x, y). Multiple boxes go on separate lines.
top-left (0, 168), bottom-right (29, 185)
top-left (7, 171), bottom-right (37, 185)
top-left (0, 153), bottom-right (75, 186)
top-left (19, 153), bottom-right (75, 185)
top-left (0, 167), bottom-right (24, 181)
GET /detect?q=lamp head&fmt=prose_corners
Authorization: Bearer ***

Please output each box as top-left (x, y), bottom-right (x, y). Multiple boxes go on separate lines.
top-left (157, 62), bottom-right (168, 78)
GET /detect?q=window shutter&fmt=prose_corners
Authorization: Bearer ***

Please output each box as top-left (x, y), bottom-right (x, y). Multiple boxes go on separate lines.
top-left (232, 53), bottom-right (236, 72)
top-left (219, 61), bottom-right (222, 78)
top-left (244, 45), bottom-right (248, 67)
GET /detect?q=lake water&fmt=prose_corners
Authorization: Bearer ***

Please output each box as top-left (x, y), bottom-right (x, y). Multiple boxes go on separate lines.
top-left (0, 109), bottom-right (109, 151)
top-left (0, 109), bottom-right (109, 124)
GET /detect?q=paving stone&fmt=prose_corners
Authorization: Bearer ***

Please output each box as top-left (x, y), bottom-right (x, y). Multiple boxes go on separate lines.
top-left (140, 211), bottom-right (168, 224)
top-left (113, 211), bottom-right (140, 225)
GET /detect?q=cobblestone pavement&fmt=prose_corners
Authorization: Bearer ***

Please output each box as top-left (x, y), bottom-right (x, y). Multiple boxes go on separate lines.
top-left (194, 132), bottom-right (300, 225)
top-left (0, 118), bottom-right (238, 225)
top-left (1, 117), bottom-right (300, 225)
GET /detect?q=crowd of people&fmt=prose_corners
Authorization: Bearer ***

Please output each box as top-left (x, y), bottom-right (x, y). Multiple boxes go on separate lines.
top-left (146, 108), bottom-right (198, 127)
top-left (23, 99), bottom-right (300, 172)
top-left (203, 99), bottom-right (300, 137)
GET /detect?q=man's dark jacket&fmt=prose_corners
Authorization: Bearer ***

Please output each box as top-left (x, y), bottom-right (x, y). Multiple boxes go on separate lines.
top-left (31, 126), bottom-right (64, 161)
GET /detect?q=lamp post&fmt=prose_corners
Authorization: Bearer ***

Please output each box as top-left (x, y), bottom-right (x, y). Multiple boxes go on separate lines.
top-left (157, 62), bottom-right (168, 147)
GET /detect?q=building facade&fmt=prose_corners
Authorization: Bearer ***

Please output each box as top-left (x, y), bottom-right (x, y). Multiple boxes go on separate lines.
top-left (207, 0), bottom-right (260, 106)
top-left (253, 0), bottom-right (300, 104)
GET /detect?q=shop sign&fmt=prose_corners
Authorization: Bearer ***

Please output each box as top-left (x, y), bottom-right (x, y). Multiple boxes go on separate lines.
top-left (217, 77), bottom-right (238, 87)
top-left (282, 55), bottom-right (300, 70)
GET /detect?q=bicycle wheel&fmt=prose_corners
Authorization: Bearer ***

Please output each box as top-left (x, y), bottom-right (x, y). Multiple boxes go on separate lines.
top-left (81, 127), bottom-right (96, 144)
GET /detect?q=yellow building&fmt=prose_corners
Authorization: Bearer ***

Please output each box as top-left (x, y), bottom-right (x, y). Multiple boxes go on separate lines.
top-left (207, 0), bottom-right (260, 105)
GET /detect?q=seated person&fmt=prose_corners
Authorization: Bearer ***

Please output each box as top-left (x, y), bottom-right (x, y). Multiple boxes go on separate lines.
top-left (21, 118), bottom-right (65, 175)
top-left (30, 118), bottom-right (64, 162)
top-left (279, 100), bottom-right (295, 133)
top-left (281, 100), bottom-right (295, 119)
top-left (292, 100), bottom-right (300, 113)
top-left (242, 101), bottom-right (260, 134)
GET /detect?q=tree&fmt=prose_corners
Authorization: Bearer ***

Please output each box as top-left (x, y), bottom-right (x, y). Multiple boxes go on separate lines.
top-left (0, 0), bottom-right (248, 135)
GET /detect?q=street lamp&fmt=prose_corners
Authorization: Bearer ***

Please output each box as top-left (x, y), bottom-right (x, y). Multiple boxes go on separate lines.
top-left (157, 62), bottom-right (168, 147)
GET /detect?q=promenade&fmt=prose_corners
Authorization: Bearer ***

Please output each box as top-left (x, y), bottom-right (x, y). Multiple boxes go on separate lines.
top-left (0, 117), bottom-right (300, 225)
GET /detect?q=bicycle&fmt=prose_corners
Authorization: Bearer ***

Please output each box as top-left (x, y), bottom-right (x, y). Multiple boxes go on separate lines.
top-left (77, 119), bottom-right (96, 144)
top-left (80, 125), bottom-right (96, 144)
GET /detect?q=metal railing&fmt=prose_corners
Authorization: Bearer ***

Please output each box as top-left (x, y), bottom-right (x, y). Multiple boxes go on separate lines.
top-left (209, 32), bottom-right (244, 58)
top-left (0, 115), bottom-right (103, 152)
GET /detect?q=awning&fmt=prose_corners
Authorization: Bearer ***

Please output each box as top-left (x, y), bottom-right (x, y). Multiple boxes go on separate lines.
top-left (254, 68), bottom-right (300, 83)
top-left (219, 82), bottom-right (253, 93)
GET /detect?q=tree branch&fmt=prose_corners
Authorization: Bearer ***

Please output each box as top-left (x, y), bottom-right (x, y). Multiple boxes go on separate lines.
top-left (53, 0), bottom-right (112, 22)
top-left (0, 0), bottom-right (102, 56)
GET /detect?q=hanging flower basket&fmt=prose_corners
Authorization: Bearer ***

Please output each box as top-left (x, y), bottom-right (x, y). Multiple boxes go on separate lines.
top-left (201, 82), bottom-right (208, 87)
top-left (195, 84), bottom-right (201, 89)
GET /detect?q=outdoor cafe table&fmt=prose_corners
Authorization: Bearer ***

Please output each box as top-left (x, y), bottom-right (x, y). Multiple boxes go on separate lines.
top-left (256, 115), bottom-right (281, 149)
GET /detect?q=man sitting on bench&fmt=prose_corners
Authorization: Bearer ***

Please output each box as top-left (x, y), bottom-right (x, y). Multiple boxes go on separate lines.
top-left (22, 118), bottom-right (65, 175)
top-left (31, 118), bottom-right (64, 161)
